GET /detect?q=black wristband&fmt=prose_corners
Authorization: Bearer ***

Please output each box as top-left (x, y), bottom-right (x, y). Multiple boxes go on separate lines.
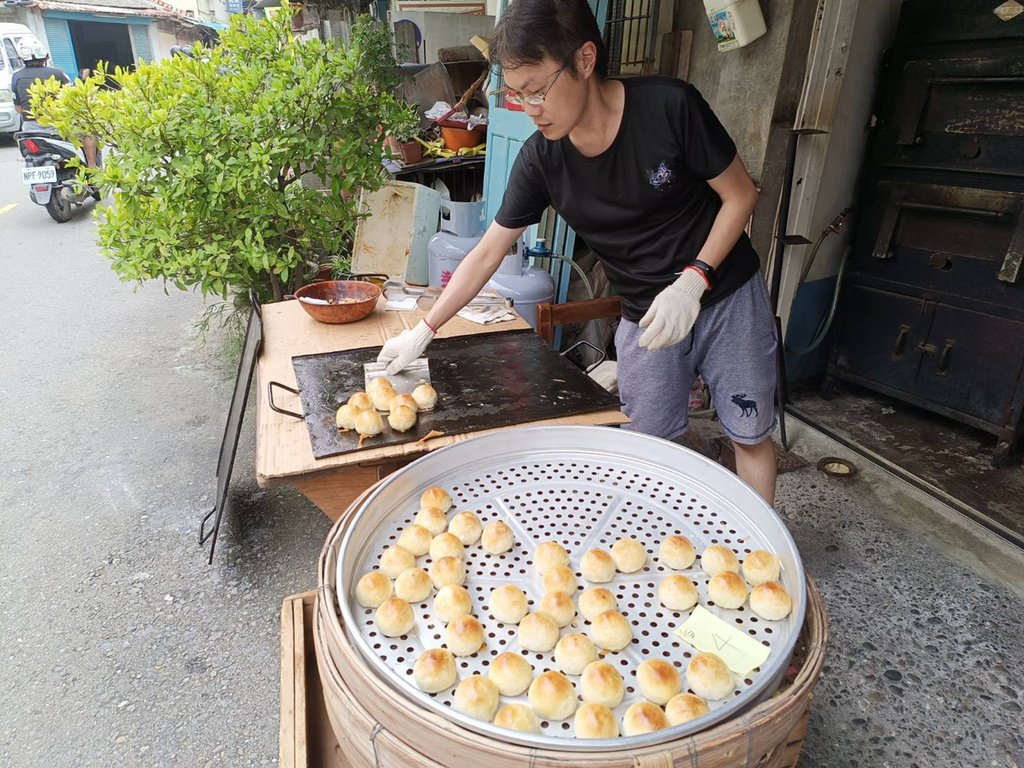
top-left (689, 259), bottom-right (717, 286)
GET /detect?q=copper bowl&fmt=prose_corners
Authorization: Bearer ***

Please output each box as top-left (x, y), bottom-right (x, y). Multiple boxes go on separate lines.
top-left (293, 280), bottom-right (381, 324)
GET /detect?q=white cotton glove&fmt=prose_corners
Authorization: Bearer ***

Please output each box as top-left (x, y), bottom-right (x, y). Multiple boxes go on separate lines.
top-left (377, 319), bottom-right (436, 375)
top-left (637, 269), bottom-right (708, 351)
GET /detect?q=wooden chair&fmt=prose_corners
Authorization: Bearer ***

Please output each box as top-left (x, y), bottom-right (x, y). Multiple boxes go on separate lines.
top-left (536, 296), bottom-right (622, 376)
top-left (535, 296), bottom-right (622, 345)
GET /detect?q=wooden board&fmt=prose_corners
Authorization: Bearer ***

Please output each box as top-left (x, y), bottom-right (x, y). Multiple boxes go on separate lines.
top-left (256, 299), bottom-right (628, 488)
top-left (281, 592), bottom-right (347, 768)
top-left (658, 30), bottom-right (694, 81)
top-left (351, 181), bottom-right (441, 282)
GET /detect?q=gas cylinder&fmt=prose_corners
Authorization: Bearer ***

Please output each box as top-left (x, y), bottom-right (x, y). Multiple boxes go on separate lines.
top-left (487, 237), bottom-right (556, 329)
top-left (428, 200), bottom-right (485, 288)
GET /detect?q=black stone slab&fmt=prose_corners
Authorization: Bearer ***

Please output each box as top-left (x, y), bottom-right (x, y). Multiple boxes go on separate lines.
top-left (291, 329), bottom-right (623, 459)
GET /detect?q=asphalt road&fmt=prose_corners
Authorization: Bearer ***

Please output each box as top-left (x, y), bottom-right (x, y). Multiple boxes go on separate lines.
top-left (0, 138), bottom-right (329, 766)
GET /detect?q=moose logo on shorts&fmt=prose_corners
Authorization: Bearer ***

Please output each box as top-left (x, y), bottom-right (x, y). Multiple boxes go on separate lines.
top-left (731, 393), bottom-right (758, 417)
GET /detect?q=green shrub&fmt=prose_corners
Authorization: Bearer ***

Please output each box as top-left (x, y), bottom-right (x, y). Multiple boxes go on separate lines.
top-left (33, 8), bottom-right (414, 303)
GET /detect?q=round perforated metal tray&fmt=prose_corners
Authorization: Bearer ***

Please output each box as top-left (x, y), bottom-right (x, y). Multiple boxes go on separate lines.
top-left (336, 426), bottom-right (806, 750)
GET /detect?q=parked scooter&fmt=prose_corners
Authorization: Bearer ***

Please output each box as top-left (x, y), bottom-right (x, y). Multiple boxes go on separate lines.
top-left (15, 123), bottom-right (100, 223)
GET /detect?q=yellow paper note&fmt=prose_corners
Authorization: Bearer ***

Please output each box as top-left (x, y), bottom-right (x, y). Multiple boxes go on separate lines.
top-left (674, 606), bottom-right (772, 676)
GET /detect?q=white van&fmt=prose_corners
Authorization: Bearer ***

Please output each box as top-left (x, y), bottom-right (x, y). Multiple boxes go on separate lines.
top-left (0, 23), bottom-right (42, 136)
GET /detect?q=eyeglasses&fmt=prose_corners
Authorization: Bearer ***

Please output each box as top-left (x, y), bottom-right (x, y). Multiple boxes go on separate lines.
top-left (499, 65), bottom-right (566, 107)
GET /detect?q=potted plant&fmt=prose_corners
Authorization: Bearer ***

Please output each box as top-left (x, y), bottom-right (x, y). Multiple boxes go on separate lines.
top-left (32, 10), bottom-right (413, 313)
top-left (385, 105), bottom-right (424, 165)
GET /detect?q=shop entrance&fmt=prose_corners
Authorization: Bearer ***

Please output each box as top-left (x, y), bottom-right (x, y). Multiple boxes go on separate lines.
top-left (69, 20), bottom-right (134, 74)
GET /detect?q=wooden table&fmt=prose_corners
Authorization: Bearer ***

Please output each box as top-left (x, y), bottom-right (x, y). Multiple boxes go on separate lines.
top-left (256, 298), bottom-right (628, 521)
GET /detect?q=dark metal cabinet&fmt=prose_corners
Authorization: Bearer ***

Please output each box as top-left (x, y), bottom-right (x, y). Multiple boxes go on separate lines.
top-left (827, 0), bottom-right (1024, 465)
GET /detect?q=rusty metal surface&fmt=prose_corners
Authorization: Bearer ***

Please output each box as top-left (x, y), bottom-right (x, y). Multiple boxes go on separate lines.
top-left (290, 330), bottom-right (622, 459)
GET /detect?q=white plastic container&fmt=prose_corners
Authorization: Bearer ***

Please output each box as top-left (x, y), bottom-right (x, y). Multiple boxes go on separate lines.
top-left (703, 0), bottom-right (767, 51)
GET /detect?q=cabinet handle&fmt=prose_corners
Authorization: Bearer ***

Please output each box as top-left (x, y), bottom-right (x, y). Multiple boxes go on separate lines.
top-left (937, 341), bottom-right (954, 374)
top-left (893, 325), bottom-right (910, 357)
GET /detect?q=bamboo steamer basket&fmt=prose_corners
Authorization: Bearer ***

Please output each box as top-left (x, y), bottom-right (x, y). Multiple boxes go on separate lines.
top-left (315, 484), bottom-right (829, 768)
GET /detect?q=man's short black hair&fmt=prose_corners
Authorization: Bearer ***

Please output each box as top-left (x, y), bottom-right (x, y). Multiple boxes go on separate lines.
top-left (490, 0), bottom-right (608, 79)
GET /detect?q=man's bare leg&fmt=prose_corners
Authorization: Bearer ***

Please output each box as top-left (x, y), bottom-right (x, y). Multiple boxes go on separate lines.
top-left (733, 437), bottom-right (776, 506)
top-left (82, 135), bottom-right (98, 168)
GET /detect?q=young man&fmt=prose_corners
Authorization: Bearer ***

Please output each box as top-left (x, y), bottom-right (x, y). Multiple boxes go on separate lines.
top-left (379, 0), bottom-right (779, 504)
top-left (12, 39), bottom-right (98, 168)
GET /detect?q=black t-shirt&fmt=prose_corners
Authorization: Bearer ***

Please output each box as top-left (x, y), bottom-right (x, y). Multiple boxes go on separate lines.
top-left (11, 66), bottom-right (70, 117)
top-left (495, 76), bottom-right (760, 321)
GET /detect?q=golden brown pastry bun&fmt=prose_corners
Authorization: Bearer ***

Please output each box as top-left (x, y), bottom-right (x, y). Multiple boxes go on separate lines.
top-left (665, 693), bottom-right (710, 725)
top-left (355, 571), bottom-right (392, 608)
top-left (578, 587), bottom-right (618, 623)
top-left (429, 555), bottom-right (466, 589)
top-left (433, 584), bottom-right (472, 622)
top-left (367, 377), bottom-right (396, 411)
top-left (636, 659), bottom-right (682, 705)
top-left (533, 540), bottom-right (569, 575)
top-left (554, 632), bottom-right (597, 675)
top-left (355, 408), bottom-right (384, 439)
top-left (390, 393), bottom-right (419, 413)
top-left (488, 584), bottom-right (529, 624)
top-left (375, 597), bottom-right (414, 637)
top-left (420, 486), bottom-right (452, 513)
top-left (487, 651), bottom-right (533, 696)
top-left (347, 392), bottom-right (373, 411)
top-left (481, 520), bottom-right (514, 554)
top-left (379, 545), bottom-right (415, 579)
top-left (749, 581), bottom-right (792, 620)
top-left (413, 648), bottom-right (457, 693)
top-left (686, 652), bottom-right (734, 700)
top-left (658, 575), bottom-right (699, 611)
top-left (528, 670), bottom-right (578, 720)
top-left (518, 612), bottom-right (560, 652)
top-left (336, 403), bottom-right (360, 430)
top-left (622, 702), bottom-right (669, 736)
top-left (574, 703), bottom-right (619, 739)
top-left (543, 564), bottom-right (578, 595)
top-left (429, 532), bottom-right (465, 561)
top-left (611, 537), bottom-right (647, 573)
top-left (412, 382), bottom-right (438, 411)
top-left (448, 511), bottom-right (483, 546)
top-left (579, 661), bottom-right (625, 707)
top-left (388, 405), bottom-right (417, 432)
top-left (453, 675), bottom-right (499, 721)
top-left (394, 567), bottom-right (432, 603)
top-left (659, 535), bottom-right (697, 570)
top-left (590, 610), bottom-right (632, 651)
top-left (580, 548), bottom-right (616, 583)
top-left (397, 524), bottom-right (432, 557)
top-left (493, 703), bottom-right (541, 734)
top-left (708, 571), bottom-right (748, 609)
top-left (539, 591), bottom-right (576, 628)
top-left (701, 545), bottom-right (739, 577)
top-left (414, 506), bottom-right (448, 536)
top-left (743, 550), bottom-right (781, 586)
top-left (446, 614), bottom-right (485, 656)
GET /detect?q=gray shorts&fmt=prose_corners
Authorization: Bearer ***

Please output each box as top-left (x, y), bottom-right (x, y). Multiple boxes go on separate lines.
top-left (615, 274), bottom-right (778, 445)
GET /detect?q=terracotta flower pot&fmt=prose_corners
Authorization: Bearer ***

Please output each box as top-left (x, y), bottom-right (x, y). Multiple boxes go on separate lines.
top-left (384, 136), bottom-right (423, 165)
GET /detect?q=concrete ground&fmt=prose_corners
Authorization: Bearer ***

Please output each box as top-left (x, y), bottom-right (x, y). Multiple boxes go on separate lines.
top-left (1, 141), bottom-right (1021, 767)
